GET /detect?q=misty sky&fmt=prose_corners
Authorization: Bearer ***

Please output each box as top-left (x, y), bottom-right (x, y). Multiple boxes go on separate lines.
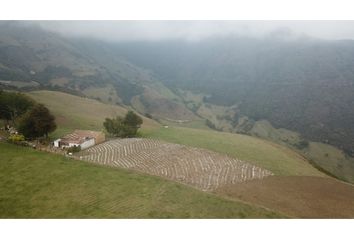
top-left (36, 21), bottom-right (354, 42)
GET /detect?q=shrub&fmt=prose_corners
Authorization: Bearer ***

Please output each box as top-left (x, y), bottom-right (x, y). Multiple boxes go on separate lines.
top-left (205, 119), bottom-right (217, 130)
top-left (7, 134), bottom-right (29, 146)
top-left (294, 139), bottom-right (309, 150)
top-left (145, 113), bottom-right (152, 119)
top-left (67, 145), bottom-right (81, 154)
top-left (8, 134), bottom-right (25, 143)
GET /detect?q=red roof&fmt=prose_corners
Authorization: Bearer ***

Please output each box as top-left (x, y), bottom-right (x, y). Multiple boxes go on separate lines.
top-left (60, 130), bottom-right (101, 144)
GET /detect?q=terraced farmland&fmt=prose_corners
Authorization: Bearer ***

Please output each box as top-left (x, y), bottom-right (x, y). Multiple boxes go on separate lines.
top-left (77, 138), bottom-right (273, 191)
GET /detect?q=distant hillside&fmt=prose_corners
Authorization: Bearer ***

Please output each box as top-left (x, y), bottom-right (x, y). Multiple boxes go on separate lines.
top-left (0, 22), bottom-right (197, 121)
top-left (112, 38), bottom-right (354, 157)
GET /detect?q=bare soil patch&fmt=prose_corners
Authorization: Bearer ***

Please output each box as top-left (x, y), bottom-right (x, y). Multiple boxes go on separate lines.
top-left (216, 176), bottom-right (354, 218)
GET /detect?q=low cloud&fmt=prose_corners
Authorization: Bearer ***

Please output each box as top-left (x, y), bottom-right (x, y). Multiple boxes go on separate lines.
top-left (35, 20), bottom-right (354, 42)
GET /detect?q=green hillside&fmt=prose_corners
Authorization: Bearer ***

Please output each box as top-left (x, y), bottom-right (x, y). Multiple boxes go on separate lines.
top-left (242, 120), bottom-right (354, 183)
top-left (112, 38), bottom-right (354, 157)
top-left (1, 23), bottom-right (353, 186)
top-left (0, 142), bottom-right (282, 218)
top-left (0, 23), bottom-right (196, 121)
top-left (27, 90), bottom-right (160, 138)
top-left (27, 90), bottom-right (323, 177)
top-left (143, 126), bottom-right (324, 177)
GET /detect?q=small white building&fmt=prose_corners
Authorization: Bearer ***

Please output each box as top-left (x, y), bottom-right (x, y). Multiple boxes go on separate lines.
top-left (53, 130), bottom-right (105, 150)
top-left (54, 139), bottom-right (61, 148)
top-left (78, 137), bottom-right (95, 149)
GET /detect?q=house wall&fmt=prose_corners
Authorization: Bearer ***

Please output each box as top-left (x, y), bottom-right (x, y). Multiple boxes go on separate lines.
top-left (94, 132), bottom-right (105, 144)
top-left (80, 138), bottom-right (95, 150)
top-left (68, 143), bottom-right (80, 148)
top-left (54, 139), bottom-right (61, 147)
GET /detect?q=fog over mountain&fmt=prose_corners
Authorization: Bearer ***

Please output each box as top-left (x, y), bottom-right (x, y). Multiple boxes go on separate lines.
top-left (33, 21), bottom-right (354, 41)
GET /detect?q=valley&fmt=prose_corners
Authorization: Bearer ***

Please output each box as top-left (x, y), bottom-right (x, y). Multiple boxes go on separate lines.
top-left (1, 21), bottom-right (354, 219)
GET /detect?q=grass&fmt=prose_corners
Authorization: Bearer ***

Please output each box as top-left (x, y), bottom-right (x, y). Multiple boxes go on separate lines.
top-left (142, 126), bottom-right (324, 177)
top-left (27, 90), bottom-right (160, 139)
top-left (27, 90), bottom-right (324, 177)
top-left (82, 84), bottom-right (122, 105)
top-left (217, 176), bottom-right (354, 218)
top-left (248, 120), bottom-right (354, 183)
top-left (159, 119), bottom-right (209, 130)
top-left (0, 142), bottom-right (282, 218)
top-left (304, 142), bottom-right (354, 183)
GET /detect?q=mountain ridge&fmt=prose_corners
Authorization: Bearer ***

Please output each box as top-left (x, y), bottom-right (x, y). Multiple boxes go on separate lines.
top-left (1, 22), bottom-right (354, 182)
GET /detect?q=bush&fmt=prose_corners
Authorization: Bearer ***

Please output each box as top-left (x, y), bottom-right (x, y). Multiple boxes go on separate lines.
top-left (205, 119), bottom-right (217, 130)
top-left (8, 134), bottom-right (25, 143)
top-left (7, 134), bottom-right (29, 146)
top-left (145, 113), bottom-right (152, 119)
top-left (294, 139), bottom-right (309, 150)
top-left (67, 145), bottom-right (81, 154)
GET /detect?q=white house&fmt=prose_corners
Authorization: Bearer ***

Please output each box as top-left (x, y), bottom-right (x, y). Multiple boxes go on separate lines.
top-left (53, 130), bottom-right (105, 150)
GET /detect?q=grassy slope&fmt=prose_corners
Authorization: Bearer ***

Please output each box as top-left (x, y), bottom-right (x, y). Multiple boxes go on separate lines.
top-left (304, 142), bottom-right (354, 183)
top-left (179, 89), bottom-right (354, 182)
top-left (142, 127), bottom-right (324, 177)
top-left (82, 84), bottom-right (122, 105)
top-left (248, 120), bottom-right (354, 183)
top-left (217, 176), bottom-right (354, 218)
top-left (27, 91), bottom-right (160, 138)
top-left (0, 142), bottom-right (282, 218)
top-left (28, 90), bottom-right (323, 177)
top-left (159, 119), bottom-right (209, 130)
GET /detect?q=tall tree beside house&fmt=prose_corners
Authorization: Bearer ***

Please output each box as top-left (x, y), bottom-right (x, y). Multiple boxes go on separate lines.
top-left (104, 111), bottom-right (143, 138)
top-left (18, 104), bottom-right (56, 139)
top-left (0, 90), bottom-right (35, 124)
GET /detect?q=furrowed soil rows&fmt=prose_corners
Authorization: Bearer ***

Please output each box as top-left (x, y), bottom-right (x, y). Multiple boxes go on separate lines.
top-left (77, 138), bottom-right (273, 191)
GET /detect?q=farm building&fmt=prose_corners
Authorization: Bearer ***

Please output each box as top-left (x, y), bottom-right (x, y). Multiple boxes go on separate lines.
top-left (54, 130), bottom-right (105, 150)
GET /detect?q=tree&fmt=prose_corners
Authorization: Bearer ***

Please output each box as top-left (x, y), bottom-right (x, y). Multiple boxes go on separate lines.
top-left (124, 111), bottom-right (143, 128)
top-left (18, 104), bottom-right (56, 139)
top-left (103, 111), bottom-right (143, 138)
top-left (103, 116), bottom-right (125, 137)
top-left (0, 99), bottom-right (11, 123)
top-left (0, 91), bottom-right (35, 124)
